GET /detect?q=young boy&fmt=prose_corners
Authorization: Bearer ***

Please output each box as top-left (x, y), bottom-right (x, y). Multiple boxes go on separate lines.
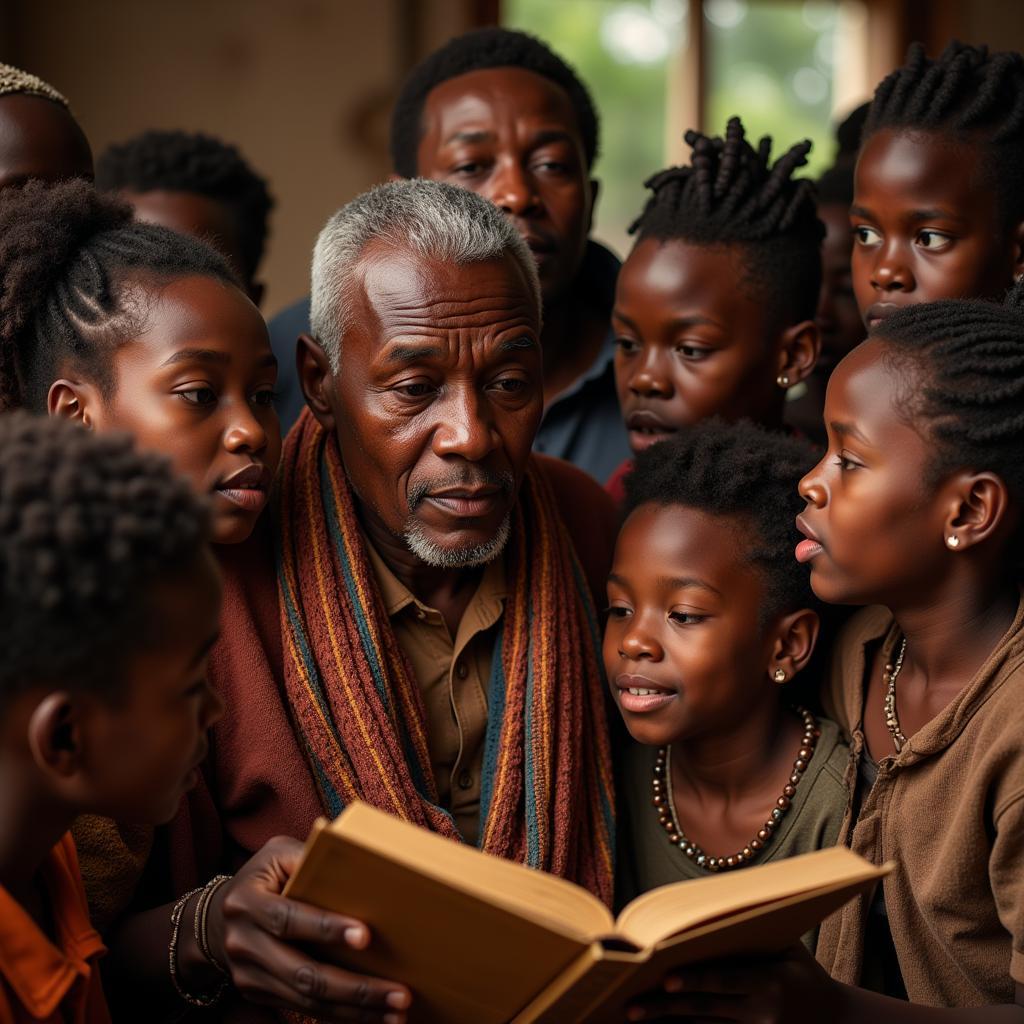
top-left (852, 42), bottom-right (1024, 328)
top-left (0, 413), bottom-right (222, 1022)
top-left (95, 130), bottom-right (273, 307)
top-left (608, 420), bottom-right (847, 929)
top-left (0, 63), bottom-right (92, 189)
top-left (607, 117), bottom-right (824, 499)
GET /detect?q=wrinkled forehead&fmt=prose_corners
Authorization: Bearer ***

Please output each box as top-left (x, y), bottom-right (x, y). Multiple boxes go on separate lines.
top-left (343, 239), bottom-right (541, 355)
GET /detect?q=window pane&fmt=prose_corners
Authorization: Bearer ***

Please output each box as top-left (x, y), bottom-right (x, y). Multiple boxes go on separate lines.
top-left (704, 0), bottom-right (866, 173)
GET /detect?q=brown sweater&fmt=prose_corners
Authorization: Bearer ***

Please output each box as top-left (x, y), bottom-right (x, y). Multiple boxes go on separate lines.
top-left (817, 595), bottom-right (1024, 1006)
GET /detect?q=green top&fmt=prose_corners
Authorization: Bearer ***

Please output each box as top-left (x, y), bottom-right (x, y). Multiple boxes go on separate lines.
top-left (615, 716), bottom-right (850, 951)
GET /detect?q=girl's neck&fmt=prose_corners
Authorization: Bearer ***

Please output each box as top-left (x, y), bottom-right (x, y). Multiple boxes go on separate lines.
top-left (890, 573), bottom-right (1019, 692)
top-left (670, 697), bottom-right (798, 802)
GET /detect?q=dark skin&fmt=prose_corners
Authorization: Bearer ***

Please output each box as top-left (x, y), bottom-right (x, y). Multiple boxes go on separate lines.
top-left (298, 242), bottom-right (543, 635)
top-left (851, 129), bottom-right (1024, 330)
top-left (629, 339), bottom-right (1024, 1021)
top-left (604, 504), bottom-right (817, 857)
top-left (816, 204), bottom-right (863, 375)
top-left (0, 93), bottom-right (93, 188)
top-left (49, 275), bottom-right (281, 546)
top-left (613, 239), bottom-right (819, 455)
top-left (109, 243), bottom-right (545, 1021)
top-left (414, 66), bottom-right (605, 405)
top-left (119, 187), bottom-right (264, 306)
top-left (0, 551), bottom-right (222, 934)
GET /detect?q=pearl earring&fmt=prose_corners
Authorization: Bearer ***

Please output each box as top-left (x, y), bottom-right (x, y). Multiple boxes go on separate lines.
top-left (946, 534), bottom-right (960, 549)
top-left (773, 668), bottom-right (787, 684)
top-left (776, 374), bottom-right (790, 388)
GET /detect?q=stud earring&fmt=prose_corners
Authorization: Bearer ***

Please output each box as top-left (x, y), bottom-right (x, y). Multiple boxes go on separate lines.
top-left (773, 668), bottom-right (787, 684)
top-left (946, 534), bottom-right (960, 549)
top-left (776, 374), bottom-right (791, 388)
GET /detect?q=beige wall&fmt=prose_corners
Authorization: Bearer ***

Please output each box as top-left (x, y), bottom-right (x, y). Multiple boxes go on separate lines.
top-left (6, 0), bottom-right (477, 317)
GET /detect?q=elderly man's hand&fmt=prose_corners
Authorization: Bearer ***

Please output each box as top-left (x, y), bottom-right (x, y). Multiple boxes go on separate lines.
top-left (207, 835), bottom-right (412, 1022)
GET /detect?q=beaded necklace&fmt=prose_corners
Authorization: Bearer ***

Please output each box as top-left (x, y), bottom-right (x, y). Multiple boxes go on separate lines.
top-left (651, 707), bottom-right (819, 872)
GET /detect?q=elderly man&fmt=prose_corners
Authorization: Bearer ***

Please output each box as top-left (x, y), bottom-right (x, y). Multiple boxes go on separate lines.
top-left (108, 179), bottom-right (618, 1023)
top-left (270, 28), bottom-right (630, 487)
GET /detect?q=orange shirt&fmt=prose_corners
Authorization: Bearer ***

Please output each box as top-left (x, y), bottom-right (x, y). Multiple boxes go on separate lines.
top-left (0, 833), bottom-right (110, 1024)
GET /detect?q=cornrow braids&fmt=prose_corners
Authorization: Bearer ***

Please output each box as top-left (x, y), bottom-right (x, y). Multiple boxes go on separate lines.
top-left (0, 412), bottom-right (209, 704)
top-left (624, 418), bottom-right (821, 621)
top-left (871, 281), bottom-right (1024, 502)
top-left (864, 41), bottom-right (1024, 223)
top-left (0, 62), bottom-right (69, 108)
top-left (390, 27), bottom-right (599, 177)
top-left (95, 130), bottom-right (274, 283)
top-left (631, 116), bottom-right (825, 323)
top-left (0, 178), bottom-right (237, 412)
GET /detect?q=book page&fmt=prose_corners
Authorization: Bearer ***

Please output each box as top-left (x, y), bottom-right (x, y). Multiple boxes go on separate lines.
top-left (614, 846), bottom-right (888, 948)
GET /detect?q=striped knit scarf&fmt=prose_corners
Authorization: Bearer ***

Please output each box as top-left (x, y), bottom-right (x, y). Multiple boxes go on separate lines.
top-left (275, 411), bottom-right (615, 903)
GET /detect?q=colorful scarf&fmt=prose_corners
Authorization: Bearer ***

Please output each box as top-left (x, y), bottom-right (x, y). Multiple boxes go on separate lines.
top-left (275, 411), bottom-right (615, 903)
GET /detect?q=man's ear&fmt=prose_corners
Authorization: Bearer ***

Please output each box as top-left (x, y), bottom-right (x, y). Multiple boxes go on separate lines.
top-left (941, 471), bottom-right (1011, 552)
top-left (776, 319), bottom-right (821, 387)
top-left (297, 333), bottom-right (336, 431)
top-left (587, 177), bottom-right (600, 235)
top-left (47, 379), bottom-right (103, 429)
top-left (768, 607), bottom-right (820, 683)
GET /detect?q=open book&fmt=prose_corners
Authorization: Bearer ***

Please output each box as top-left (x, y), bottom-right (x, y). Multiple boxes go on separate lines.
top-left (283, 802), bottom-right (890, 1024)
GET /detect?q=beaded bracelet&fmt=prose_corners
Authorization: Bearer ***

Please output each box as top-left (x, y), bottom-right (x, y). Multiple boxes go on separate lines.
top-left (194, 874), bottom-right (232, 974)
top-left (169, 883), bottom-right (229, 1008)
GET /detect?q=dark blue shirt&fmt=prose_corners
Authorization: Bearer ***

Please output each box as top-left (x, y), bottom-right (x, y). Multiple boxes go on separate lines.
top-left (266, 240), bottom-right (629, 485)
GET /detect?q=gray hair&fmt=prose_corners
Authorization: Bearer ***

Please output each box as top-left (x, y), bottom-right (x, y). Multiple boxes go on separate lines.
top-left (309, 178), bottom-right (542, 367)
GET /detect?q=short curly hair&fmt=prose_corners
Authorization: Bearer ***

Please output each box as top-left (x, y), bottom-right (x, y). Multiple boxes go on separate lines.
top-left (390, 27), bottom-right (599, 178)
top-left (0, 178), bottom-right (236, 412)
top-left (95, 130), bottom-right (273, 285)
top-left (0, 413), bottom-right (210, 703)
top-left (623, 419), bottom-right (820, 620)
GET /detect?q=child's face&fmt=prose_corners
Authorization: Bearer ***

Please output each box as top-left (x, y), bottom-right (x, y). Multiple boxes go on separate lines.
top-left (613, 239), bottom-right (783, 455)
top-left (851, 129), bottom-right (1021, 330)
top-left (816, 202), bottom-right (864, 375)
top-left (0, 95), bottom-right (93, 188)
top-left (604, 503), bottom-right (778, 747)
top-left (79, 275), bottom-right (281, 545)
top-left (796, 338), bottom-right (947, 606)
top-left (80, 550), bottom-right (223, 824)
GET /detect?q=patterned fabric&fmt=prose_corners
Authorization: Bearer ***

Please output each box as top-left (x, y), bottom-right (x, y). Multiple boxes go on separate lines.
top-left (275, 410), bottom-right (615, 902)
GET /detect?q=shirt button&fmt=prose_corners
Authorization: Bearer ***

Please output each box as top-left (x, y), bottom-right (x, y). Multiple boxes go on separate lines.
top-left (458, 771), bottom-right (473, 790)
top-left (455, 659), bottom-right (469, 680)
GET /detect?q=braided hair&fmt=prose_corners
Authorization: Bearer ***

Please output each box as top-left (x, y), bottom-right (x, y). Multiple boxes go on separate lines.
top-left (0, 412), bottom-right (209, 703)
top-left (0, 62), bottom-right (69, 108)
top-left (631, 117), bottom-right (825, 323)
top-left (390, 27), bottom-right (599, 178)
top-left (870, 280), bottom-right (1024, 499)
top-left (95, 130), bottom-right (273, 285)
top-left (864, 41), bottom-right (1024, 222)
top-left (0, 178), bottom-right (236, 412)
top-left (624, 418), bottom-right (820, 621)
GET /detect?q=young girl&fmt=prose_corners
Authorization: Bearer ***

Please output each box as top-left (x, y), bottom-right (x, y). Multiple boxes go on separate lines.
top-left (0, 413), bottom-right (222, 1023)
top-left (0, 177), bottom-right (282, 931)
top-left (608, 420), bottom-right (847, 921)
top-left (606, 117), bottom-right (824, 499)
top-left (630, 293), bottom-right (1024, 1020)
top-left (0, 178), bottom-right (281, 545)
top-left (852, 42), bottom-right (1024, 329)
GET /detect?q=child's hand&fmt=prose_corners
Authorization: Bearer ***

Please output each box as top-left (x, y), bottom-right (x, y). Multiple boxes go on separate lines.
top-left (207, 835), bottom-right (412, 1022)
top-left (625, 944), bottom-right (843, 1022)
